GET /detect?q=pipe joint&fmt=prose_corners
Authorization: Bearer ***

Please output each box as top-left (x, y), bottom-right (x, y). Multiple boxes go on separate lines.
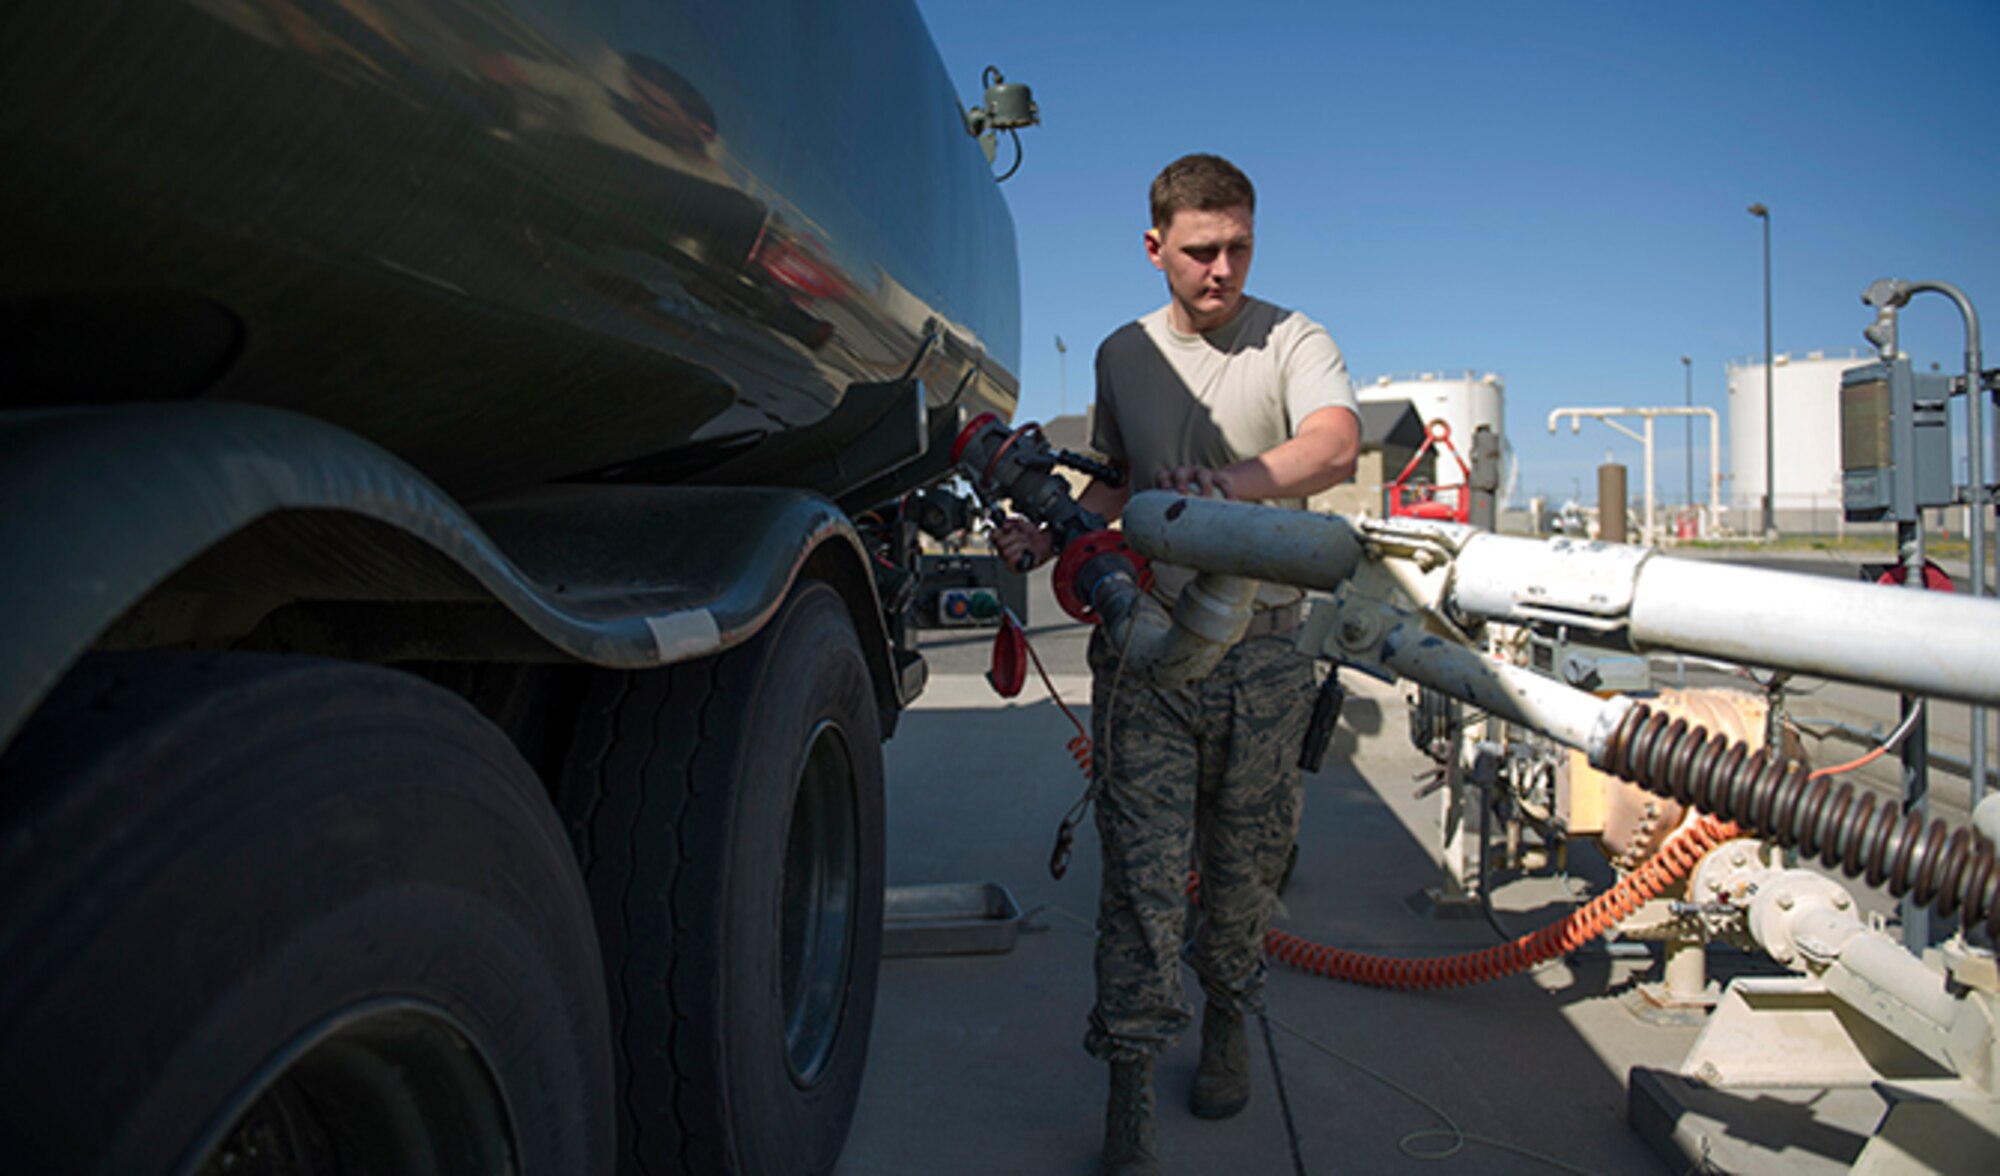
top-left (1170, 573), bottom-right (1258, 646)
top-left (1092, 569), bottom-right (1257, 692)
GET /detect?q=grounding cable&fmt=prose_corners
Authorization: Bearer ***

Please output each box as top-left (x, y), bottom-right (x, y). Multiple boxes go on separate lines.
top-left (1264, 1012), bottom-right (1602, 1174)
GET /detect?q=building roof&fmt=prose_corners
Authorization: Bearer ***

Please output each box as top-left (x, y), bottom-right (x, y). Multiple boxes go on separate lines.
top-left (1359, 400), bottom-right (1426, 450)
top-left (1041, 411), bottom-right (1094, 453)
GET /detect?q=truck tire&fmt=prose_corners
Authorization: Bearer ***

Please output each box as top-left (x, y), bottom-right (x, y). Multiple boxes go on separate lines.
top-left (0, 652), bottom-right (615, 1175)
top-left (563, 580), bottom-right (885, 1175)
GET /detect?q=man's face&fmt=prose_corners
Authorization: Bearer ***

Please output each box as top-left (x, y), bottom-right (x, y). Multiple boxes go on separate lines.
top-left (1147, 204), bottom-right (1254, 332)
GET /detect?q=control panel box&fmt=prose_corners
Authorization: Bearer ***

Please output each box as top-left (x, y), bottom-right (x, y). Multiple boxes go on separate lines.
top-left (915, 553), bottom-right (1029, 629)
top-left (1841, 359), bottom-right (1954, 522)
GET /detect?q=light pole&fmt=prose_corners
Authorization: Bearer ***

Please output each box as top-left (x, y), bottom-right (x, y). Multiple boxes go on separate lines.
top-left (1055, 335), bottom-right (1068, 417)
top-left (1681, 355), bottom-right (1693, 512)
top-left (1749, 202), bottom-right (1774, 537)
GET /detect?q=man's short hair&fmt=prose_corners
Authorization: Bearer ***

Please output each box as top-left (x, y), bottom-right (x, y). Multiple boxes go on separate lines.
top-left (1149, 154), bottom-right (1256, 230)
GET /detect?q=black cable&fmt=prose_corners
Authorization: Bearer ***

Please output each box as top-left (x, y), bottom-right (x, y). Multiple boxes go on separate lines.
top-left (994, 127), bottom-right (1024, 182)
top-left (1476, 782), bottom-right (1520, 943)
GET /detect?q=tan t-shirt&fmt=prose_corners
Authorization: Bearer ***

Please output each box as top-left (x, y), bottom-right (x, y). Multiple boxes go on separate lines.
top-left (1091, 295), bottom-right (1358, 608)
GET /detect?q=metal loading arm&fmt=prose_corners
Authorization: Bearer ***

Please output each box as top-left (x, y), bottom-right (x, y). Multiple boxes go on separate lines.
top-left (1117, 490), bottom-right (2000, 932)
top-left (1124, 493), bottom-right (2000, 707)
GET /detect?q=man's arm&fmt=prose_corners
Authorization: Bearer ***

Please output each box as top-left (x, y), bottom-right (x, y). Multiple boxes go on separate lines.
top-left (1156, 405), bottom-right (1360, 501)
top-left (995, 402), bottom-right (1354, 565)
top-left (1077, 477), bottom-right (1135, 521)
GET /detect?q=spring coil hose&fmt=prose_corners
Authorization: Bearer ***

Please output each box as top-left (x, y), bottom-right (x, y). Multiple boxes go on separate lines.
top-left (1263, 813), bottom-right (1741, 989)
top-left (1067, 734), bottom-right (1093, 778)
top-left (1604, 702), bottom-right (2000, 936)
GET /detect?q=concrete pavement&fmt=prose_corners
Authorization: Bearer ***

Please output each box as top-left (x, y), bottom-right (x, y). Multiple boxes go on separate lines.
top-left (838, 574), bottom-right (1722, 1175)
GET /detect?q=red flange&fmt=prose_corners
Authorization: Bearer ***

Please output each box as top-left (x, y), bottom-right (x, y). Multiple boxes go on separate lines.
top-left (951, 412), bottom-right (1000, 466)
top-left (1052, 529), bottom-right (1152, 623)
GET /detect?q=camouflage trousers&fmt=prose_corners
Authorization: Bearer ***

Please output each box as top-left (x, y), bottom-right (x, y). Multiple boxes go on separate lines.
top-left (1083, 623), bottom-right (1315, 1063)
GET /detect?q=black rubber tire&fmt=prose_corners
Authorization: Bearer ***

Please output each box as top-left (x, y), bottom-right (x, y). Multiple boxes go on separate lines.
top-left (562, 581), bottom-right (886, 1175)
top-left (0, 652), bottom-right (615, 1175)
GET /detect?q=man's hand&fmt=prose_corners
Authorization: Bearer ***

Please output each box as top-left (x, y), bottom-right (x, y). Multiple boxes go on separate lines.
top-left (993, 515), bottom-right (1055, 571)
top-left (1155, 466), bottom-right (1235, 499)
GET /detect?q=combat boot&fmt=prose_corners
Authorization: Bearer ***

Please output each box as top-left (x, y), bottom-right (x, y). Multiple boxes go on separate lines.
top-left (1189, 1001), bottom-right (1250, 1119)
top-left (1102, 1057), bottom-right (1160, 1175)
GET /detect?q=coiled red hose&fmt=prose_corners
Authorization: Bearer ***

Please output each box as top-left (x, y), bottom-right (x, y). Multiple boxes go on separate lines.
top-left (1023, 617), bottom-right (1757, 988)
top-left (1262, 813), bottom-right (1742, 990)
top-left (1066, 733), bottom-right (1093, 779)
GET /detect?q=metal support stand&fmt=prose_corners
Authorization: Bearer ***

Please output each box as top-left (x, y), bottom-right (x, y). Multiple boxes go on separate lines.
top-left (1410, 740), bottom-right (1485, 921)
top-left (1627, 925), bottom-right (1720, 1027)
top-left (1859, 276), bottom-right (1990, 858)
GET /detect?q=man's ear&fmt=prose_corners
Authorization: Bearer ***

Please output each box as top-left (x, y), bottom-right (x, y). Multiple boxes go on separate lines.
top-left (1145, 227), bottom-right (1164, 269)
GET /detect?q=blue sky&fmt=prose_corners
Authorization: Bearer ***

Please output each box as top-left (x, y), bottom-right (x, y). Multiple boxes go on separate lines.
top-left (914, 0), bottom-right (2000, 507)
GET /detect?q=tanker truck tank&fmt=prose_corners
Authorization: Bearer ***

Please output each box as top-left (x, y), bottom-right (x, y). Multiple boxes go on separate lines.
top-left (0, 0), bottom-right (1019, 499)
top-left (0, 3), bottom-right (1031, 1173)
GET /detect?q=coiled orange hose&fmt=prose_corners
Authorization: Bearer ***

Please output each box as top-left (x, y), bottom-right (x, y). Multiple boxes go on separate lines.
top-left (1011, 611), bottom-right (1746, 988)
top-left (1262, 813), bottom-right (1742, 990)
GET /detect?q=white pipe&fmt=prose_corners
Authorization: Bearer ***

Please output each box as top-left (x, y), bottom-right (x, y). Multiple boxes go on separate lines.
top-left (1364, 606), bottom-right (1635, 757)
top-left (1444, 528), bottom-right (2000, 705)
top-left (1119, 492), bottom-right (1365, 591)
top-left (1644, 415), bottom-right (1656, 547)
top-left (1786, 905), bottom-right (1970, 1079)
top-left (1627, 556), bottom-right (2000, 705)
top-left (1745, 863), bottom-right (1986, 1091)
top-left (1708, 409), bottom-right (1722, 539)
top-left (1122, 492), bottom-right (2000, 705)
top-left (1975, 793), bottom-right (2000, 849)
top-left (1903, 281), bottom-right (1987, 808)
top-left (1547, 406), bottom-right (1721, 543)
top-left (1081, 555), bottom-right (1257, 691)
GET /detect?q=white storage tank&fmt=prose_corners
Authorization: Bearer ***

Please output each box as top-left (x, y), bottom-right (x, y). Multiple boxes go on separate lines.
top-left (1357, 371), bottom-right (1505, 489)
top-left (1726, 351), bottom-right (1871, 530)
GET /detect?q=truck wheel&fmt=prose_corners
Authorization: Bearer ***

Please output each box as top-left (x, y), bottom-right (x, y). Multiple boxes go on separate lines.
top-left (0, 653), bottom-right (614, 1175)
top-left (563, 581), bottom-right (885, 1175)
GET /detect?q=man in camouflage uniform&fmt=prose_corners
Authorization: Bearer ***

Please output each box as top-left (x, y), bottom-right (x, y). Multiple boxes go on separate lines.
top-left (999, 154), bottom-right (1360, 1174)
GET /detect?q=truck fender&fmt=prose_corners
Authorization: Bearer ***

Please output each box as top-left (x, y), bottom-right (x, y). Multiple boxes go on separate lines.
top-left (0, 402), bottom-right (900, 750)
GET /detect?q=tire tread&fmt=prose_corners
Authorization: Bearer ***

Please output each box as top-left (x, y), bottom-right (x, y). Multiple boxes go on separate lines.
top-left (560, 584), bottom-right (882, 1175)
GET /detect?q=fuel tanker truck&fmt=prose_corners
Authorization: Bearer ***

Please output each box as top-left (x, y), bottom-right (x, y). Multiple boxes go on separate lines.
top-left (0, 2), bottom-right (1025, 1171)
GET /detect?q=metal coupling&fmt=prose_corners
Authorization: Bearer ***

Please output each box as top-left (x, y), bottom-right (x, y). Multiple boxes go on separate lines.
top-left (1099, 572), bottom-right (1258, 691)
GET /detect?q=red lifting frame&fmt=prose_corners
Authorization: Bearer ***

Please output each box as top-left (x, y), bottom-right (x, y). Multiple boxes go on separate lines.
top-left (1388, 420), bottom-right (1473, 524)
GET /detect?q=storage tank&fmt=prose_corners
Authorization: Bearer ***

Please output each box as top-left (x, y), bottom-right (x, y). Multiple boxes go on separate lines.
top-left (1727, 351), bottom-right (1871, 531)
top-left (1357, 371), bottom-right (1505, 489)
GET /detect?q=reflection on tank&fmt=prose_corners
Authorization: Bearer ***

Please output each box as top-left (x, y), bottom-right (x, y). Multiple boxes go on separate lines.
top-left (3, 0), bottom-right (1018, 497)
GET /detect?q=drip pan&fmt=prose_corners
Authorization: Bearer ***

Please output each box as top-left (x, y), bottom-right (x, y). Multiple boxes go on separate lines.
top-left (882, 881), bottom-right (1024, 958)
